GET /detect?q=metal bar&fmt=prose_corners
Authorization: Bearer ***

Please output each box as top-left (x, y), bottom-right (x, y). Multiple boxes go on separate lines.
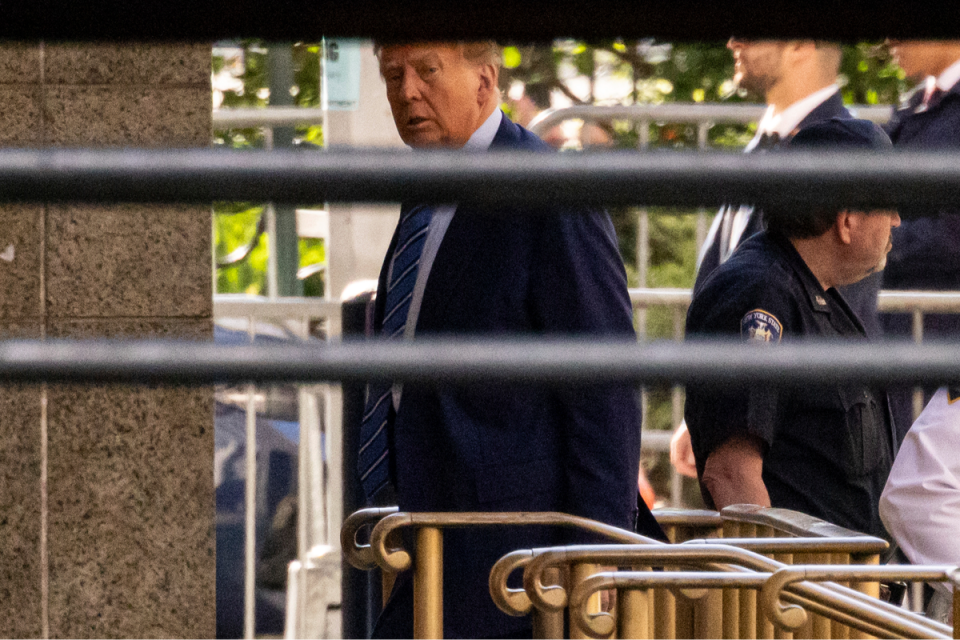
top-left (570, 563), bottom-right (601, 640)
top-left (914, 308), bottom-right (927, 420)
top-left (9, 4), bottom-right (960, 41)
top-left (267, 45), bottom-right (303, 298)
top-left (244, 383), bottom-right (258, 640)
top-left (6, 148), bottom-right (960, 208)
top-left (414, 527), bottom-right (443, 639)
top-left (214, 107), bottom-right (327, 129)
top-left (629, 288), bottom-right (960, 313)
top-left (213, 295), bottom-right (342, 319)
top-left (1, 338), bottom-right (960, 385)
top-left (528, 104), bottom-right (890, 135)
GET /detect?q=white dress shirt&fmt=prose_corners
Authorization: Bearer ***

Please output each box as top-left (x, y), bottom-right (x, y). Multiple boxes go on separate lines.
top-left (880, 387), bottom-right (960, 596)
top-left (698, 84), bottom-right (842, 269)
top-left (391, 107), bottom-right (504, 408)
top-left (936, 57), bottom-right (960, 92)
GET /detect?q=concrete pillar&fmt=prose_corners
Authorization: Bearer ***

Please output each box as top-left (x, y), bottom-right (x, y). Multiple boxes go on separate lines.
top-left (325, 43), bottom-right (403, 300)
top-left (0, 43), bottom-right (213, 638)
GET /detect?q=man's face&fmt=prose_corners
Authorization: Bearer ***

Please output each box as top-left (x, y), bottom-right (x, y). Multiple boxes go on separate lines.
top-left (727, 38), bottom-right (786, 98)
top-left (379, 43), bottom-right (487, 149)
top-left (846, 210), bottom-right (901, 279)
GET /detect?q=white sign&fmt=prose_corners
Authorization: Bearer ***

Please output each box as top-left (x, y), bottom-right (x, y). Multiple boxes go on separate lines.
top-left (322, 38), bottom-right (362, 111)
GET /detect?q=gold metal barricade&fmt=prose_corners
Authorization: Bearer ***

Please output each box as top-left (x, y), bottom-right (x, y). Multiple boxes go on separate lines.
top-left (342, 506), bottom-right (952, 639)
top-left (341, 509), bottom-right (660, 639)
top-left (512, 543), bottom-right (953, 639)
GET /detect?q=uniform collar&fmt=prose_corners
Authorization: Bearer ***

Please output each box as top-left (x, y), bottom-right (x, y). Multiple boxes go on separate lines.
top-left (767, 231), bottom-right (833, 314)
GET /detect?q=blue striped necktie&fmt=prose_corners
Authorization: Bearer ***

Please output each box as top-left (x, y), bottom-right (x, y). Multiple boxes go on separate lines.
top-left (358, 204), bottom-right (433, 501)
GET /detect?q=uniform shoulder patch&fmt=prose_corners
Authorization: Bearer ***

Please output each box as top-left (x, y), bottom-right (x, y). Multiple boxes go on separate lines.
top-left (949, 386), bottom-right (960, 404)
top-left (741, 309), bottom-right (783, 343)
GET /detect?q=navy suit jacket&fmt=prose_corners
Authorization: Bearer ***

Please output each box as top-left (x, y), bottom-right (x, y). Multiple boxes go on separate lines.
top-left (884, 80), bottom-right (960, 304)
top-left (882, 80), bottom-right (960, 442)
top-left (370, 115), bottom-right (658, 638)
top-left (694, 92), bottom-right (883, 336)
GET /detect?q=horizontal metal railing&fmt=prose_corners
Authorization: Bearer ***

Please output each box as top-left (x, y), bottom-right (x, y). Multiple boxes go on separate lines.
top-left (2, 148), bottom-right (960, 209)
top-left (2, 338), bottom-right (960, 385)
top-left (215, 103), bottom-right (893, 138)
top-left (527, 103), bottom-right (893, 138)
top-left (630, 288), bottom-right (960, 314)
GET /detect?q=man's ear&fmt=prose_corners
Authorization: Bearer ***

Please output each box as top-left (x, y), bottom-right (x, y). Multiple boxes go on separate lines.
top-left (785, 40), bottom-right (817, 64)
top-left (835, 210), bottom-right (856, 245)
top-left (476, 63), bottom-right (499, 107)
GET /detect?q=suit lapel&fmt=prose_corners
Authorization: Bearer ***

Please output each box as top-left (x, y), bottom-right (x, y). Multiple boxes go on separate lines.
top-left (414, 116), bottom-right (524, 332)
top-left (890, 81), bottom-right (960, 145)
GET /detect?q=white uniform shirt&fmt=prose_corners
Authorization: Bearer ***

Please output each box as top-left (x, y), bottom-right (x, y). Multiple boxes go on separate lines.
top-left (880, 387), bottom-right (960, 595)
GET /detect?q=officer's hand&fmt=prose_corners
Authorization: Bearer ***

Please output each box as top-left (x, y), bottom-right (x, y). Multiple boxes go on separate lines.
top-left (670, 422), bottom-right (698, 479)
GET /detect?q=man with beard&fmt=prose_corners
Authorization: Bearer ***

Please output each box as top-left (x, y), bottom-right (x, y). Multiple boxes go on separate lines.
top-left (671, 39), bottom-right (886, 478)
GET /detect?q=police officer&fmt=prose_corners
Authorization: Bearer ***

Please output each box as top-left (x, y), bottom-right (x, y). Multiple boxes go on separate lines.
top-left (883, 40), bottom-right (960, 442)
top-left (671, 38), bottom-right (884, 479)
top-left (684, 119), bottom-right (900, 539)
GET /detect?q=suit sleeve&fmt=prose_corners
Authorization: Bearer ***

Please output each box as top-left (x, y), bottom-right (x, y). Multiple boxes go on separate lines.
top-left (529, 207), bottom-right (640, 530)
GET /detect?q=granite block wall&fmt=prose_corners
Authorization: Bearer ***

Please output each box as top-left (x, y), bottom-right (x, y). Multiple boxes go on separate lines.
top-left (0, 42), bottom-right (214, 638)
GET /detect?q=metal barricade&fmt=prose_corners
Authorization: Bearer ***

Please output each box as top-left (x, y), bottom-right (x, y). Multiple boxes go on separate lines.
top-left (491, 506), bottom-right (953, 640)
top-left (339, 506), bottom-right (960, 639)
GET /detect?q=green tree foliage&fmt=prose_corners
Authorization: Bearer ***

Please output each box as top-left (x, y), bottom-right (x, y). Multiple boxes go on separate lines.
top-left (213, 42), bottom-right (325, 296)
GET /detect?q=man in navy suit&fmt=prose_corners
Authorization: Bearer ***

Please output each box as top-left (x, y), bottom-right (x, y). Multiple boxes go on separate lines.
top-left (672, 38), bottom-right (885, 477)
top-left (882, 40), bottom-right (960, 442)
top-left (362, 42), bottom-right (659, 638)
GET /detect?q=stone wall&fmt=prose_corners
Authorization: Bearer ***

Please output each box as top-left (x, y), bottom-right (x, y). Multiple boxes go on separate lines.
top-left (0, 43), bottom-right (214, 638)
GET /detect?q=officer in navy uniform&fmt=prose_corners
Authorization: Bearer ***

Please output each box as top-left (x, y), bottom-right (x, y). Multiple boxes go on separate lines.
top-left (685, 119), bottom-right (899, 539)
top-left (671, 38), bottom-right (884, 479)
top-left (882, 40), bottom-right (960, 442)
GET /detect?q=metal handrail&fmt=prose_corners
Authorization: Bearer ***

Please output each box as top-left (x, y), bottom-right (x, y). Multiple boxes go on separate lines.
top-left (527, 103), bottom-right (893, 137)
top-left (340, 506), bottom-right (400, 570)
top-left (760, 564), bottom-right (960, 633)
top-left (5, 147), bottom-right (960, 208)
top-left (630, 287), bottom-right (960, 314)
top-left (570, 567), bottom-right (957, 639)
top-left (519, 544), bottom-right (949, 639)
top-left (212, 103), bottom-right (894, 135)
top-left (367, 511), bottom-right (658, 574)
top-left (3, 338), bottom-right (960, 385)
top-left (214, 106), bottom-right (326, 129)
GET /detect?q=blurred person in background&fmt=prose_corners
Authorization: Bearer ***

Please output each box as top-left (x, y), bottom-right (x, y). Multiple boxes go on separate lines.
top-left (362, 41), bottom-right (663, 639)
top-left (670, 38), bottom-right (885, 481)
top-left (509, 80), bottom-right (613, 149)
top-left (685, 119), bottom-right (899, 540)
top-left (882, 40), bottom-right (960, 443)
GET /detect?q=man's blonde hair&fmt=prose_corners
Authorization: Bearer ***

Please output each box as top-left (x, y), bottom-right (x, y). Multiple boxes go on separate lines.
top-left (374, 41), bottom-right (502, 69)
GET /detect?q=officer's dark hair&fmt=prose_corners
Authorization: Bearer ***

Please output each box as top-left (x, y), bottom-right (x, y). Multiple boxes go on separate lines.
top-left (763, 118), bottom-right (893, 239)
